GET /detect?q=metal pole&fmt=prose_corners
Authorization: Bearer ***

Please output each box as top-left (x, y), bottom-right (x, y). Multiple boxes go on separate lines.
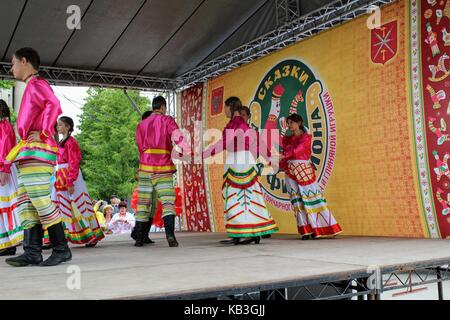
top-left (437, 268), bottom-right (444, 300)
top-left (123, 89), bottom-right (142, 116)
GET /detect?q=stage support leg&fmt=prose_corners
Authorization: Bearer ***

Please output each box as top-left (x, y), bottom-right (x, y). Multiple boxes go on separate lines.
top-left (357, 278), bottom-right (365, 300)
top-left (367, 293), bottom-right (381, 300)
top-left (437, 268), bottom-right (444, 301)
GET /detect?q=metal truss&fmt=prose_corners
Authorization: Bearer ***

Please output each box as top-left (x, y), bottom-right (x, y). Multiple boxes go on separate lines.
top-left (0, 0), bottom-right (394, 92)
top-left (176, 0), bottom-right (395, 90)
top-left (151, 261), bottom-right (450, 301)
top-left (153, 271), bottom-right (376, 300)
top-left (223, 278), bottom-right (373, 301)
top-left (166, 90), bottom-right (177, 118)
top-left (381, 264), bottom-right (450, 300)
top-left (0, 62), bottom-right (177, 92)
top-left (276, 0), bottom-right (301, 26)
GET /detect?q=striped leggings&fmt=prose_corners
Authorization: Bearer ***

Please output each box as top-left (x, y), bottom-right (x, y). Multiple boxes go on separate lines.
top-left (17, 161), bottom-right (61, 230)
top-left (135, 171), bottom-right (175, 222)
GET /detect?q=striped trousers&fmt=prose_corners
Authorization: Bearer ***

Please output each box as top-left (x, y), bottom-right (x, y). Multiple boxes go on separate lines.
top-left (135, 171), bottom-right (175, 222)
top-left (16, 161), bottom-right (61, 230)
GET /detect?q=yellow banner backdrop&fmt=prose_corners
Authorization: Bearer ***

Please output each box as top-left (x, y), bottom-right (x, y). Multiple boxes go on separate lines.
top-left (202, 0), bottom-right (430, 237)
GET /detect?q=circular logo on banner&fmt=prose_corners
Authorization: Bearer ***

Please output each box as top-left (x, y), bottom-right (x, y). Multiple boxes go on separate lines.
top-left (249, 59), bottom-right (337, 211)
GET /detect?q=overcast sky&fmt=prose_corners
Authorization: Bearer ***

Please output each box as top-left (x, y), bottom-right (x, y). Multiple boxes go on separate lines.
top-left (52, 86), bottom-right (87, 134)
top-left (52, 86), bottom-right (157, 135)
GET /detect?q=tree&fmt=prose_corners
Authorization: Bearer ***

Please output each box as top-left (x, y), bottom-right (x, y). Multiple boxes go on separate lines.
top-left (0, 80), bottom-right (14, 89)
top-left (0, 80), bottom-right (17, 125)
top-left (76, 88), bottom-right (150, 200)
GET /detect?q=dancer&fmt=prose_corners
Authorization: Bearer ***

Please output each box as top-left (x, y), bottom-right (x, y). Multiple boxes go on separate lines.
top-left (240, 105), bottom-right (273, 240)
top-left (204, 100), bottom-right (278, 245)
top-left (131, 111), bottom-right (157, 244)
top-left (0, 100), bottom-right (23, 256)
top-left (51, 116), bottom-right (104, 246)
top-left (5, 47), bottom-right (71, 267)
top-left (135, 96), bottom-right (189, 247)
top-left (281, 114), bottom-right (342, 239)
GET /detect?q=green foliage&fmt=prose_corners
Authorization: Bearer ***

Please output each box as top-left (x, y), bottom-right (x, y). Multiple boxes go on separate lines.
top-left (0, 80), bottom-right (14, 89)
top-left (76, 88), bottom-right (150, 200)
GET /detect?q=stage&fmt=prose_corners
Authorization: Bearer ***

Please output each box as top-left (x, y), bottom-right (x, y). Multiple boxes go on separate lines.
top-left (1, 233), bottom-right (450, 300)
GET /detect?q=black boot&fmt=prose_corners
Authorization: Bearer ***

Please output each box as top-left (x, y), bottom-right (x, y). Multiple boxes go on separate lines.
top-left (0, 246), bottom-right (17, 256)
top-left (220, 238), bottom-right (241, 245)
top-left (144, 219), bottom-right (155, 244)
top-left (131, 226), bottom-right (137, 241)
top-left (40, 222), bottom-right (72, 267)
top-left (239, 237), bottom-right (261, 245)
top-left (163, 215), bottom-right (178, 247)
top-left (5, 224), bottom-right (43, 267)
top-left (134, 221), bottom-right (147, 247)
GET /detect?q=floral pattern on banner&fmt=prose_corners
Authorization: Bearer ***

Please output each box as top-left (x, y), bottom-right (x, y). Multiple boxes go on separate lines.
top-left (412, 0), bottom-right (450, 238)
top-left (180, 84), bottom-right (211, 232)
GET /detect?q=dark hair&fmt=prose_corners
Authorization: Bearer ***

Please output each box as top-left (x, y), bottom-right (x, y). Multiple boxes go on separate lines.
top-left (58, 116), bottom-right (75, 147)
top-left (118, 201), bottom-right (127, 209)
top-left (225, 96), bottom-right (242, 115)
top-left (142, 110), bottom-right (153, 120)
top-left (287, 113), bottom-right (306, 133)
top-left (14, 47), bottom-right (40, 70)
top-left (241, 106), bottom-right (251, 117)
top-left (152, 96), bottom-right (166, 111)
top-left (0, 99), bottom-right (11, 122)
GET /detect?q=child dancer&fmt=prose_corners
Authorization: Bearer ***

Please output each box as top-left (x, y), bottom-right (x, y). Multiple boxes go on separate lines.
top-left (51, 116), bottom-right (104, 247)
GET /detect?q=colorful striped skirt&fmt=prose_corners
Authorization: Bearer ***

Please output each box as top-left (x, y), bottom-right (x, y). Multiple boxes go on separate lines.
top-left (50, 164), bottom-right (104, 245)
top-left (223, 151), bottom-right (278, 238)
top-left (285, 160), bottom-right (342, 237)
top-left (0, 165), bottom-right (23, 249)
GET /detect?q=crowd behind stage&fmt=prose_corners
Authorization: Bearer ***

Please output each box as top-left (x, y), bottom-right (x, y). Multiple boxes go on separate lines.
top-left (92, 191), bottom-right (183, 236)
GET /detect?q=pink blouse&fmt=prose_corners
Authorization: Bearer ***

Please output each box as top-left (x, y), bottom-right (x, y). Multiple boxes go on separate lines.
top-left (136, 112), bottom-right (189, 173)
top-left (281, 133), bottom-right (312, 161)
top-left (57, 136), bottom-right (82, 188)
top-left (9, 76), bottom-right (62, 165)
top-left (204, 116), bottom-right (269, 159)
top-left (0, 120), bottom-right (17, 173)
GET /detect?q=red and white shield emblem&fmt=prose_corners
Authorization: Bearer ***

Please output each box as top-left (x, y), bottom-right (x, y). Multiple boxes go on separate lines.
top-left (371, 21), bottom-right (398, 65)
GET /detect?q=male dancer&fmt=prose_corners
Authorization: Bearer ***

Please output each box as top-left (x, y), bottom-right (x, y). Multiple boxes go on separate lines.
top-left (5, 47), bottom-right (71, 267)
top-left (135, 96), bottom-right (189, 247)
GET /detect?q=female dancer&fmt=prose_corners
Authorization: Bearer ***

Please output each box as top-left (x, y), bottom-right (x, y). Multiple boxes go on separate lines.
top-left (51, 116), bottom-right (104, 246)
top-left (0, 100), bottom-right (23, 256)
top-left (204, 98), bottom-right (278, 245)
top-left (281, 114), bottom-right (342, 239)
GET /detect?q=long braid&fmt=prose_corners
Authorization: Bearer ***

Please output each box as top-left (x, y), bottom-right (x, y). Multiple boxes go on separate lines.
top-left (58, 116), bottom-right (75, 148)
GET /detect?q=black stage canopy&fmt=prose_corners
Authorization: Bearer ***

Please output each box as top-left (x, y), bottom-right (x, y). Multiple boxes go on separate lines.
top-left (0, 0), bottom-right (392, 90)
